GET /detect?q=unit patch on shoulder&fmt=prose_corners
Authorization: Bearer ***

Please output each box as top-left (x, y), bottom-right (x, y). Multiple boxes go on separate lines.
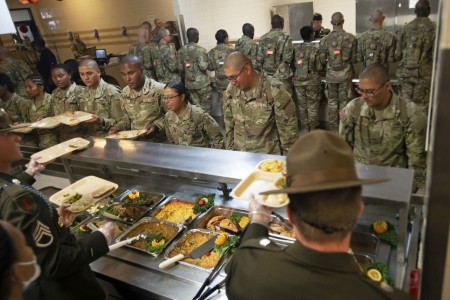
top-left (14, 192), bottom-right (37, 215)
top-left (33, 220), bottom-right (54, 248)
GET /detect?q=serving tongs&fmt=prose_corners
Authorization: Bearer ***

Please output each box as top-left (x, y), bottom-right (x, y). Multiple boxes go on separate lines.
top-left (109, 232), bottom-right (147, 251)
top-left (192, 249), bottom-right (232, 300)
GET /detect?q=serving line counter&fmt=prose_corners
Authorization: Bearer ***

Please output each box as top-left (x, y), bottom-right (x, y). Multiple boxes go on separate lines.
top-left (19, 138), bottom-right (422, 299)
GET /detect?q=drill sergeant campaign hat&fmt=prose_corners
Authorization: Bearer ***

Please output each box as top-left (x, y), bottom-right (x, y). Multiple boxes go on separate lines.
top-left (0, 108), bottom-right (29, 133)
top-left (261, 130), bottom-right (388, 195)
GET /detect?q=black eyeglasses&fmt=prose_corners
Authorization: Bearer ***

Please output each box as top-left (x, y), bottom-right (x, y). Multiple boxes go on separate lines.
top-left (225, 64), bottom-right (247, 82)
top-left (355, 80), bottom-right (389, 97)
top-left (163, 95), bottom-right (179, 101)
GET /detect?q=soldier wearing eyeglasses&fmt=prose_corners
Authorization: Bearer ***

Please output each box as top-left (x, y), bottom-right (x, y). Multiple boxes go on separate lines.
top-left (339, 63), bottom-right (426, 191)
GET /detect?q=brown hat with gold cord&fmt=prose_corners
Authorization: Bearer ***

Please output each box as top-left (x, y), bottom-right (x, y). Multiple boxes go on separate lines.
top-left (261, 130), bottom-right (388, 195)
top-left (0, 108), bottom-right (29, 133)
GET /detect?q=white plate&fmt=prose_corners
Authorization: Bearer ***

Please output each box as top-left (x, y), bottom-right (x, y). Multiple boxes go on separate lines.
top-left (230, 171), bottom-right (289, 208)
top-left (49, 176), bottom-right (118, 213)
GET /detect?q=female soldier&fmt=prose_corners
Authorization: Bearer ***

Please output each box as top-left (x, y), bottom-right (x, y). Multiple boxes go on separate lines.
top-left (0, 72), bottom-right (28, 125)
top-left (158, 80), bottom-right (223, 148)
top-left (50, 64), bottom-right (86, 142)
top-left (23, 74), bottom-right (57, 148)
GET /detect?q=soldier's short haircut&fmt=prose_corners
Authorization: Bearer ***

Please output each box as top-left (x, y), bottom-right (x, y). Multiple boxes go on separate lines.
top-left (215, 29), bottom-right (229, 44)
top-left (137, 26), bottom-right (149, 39)
top-left (78, 58), bottom-right (99, 70)
top-left (242, 23), bottom-right (255, 38)
top-left (165, 80), bottom-right (191, 104)
top-left (157, 28), bottom-right (170, 40)
top-left (0, 72), bottom-right (15, 93)
top-left (224, 51), bottom-right (252, 70)
top-left (359, 63), bottom-right (390, 85)
top-left (312, 13), bottom-right (323, 21)
top-left (186, 28), bottom-right (199, 43)
top-left (25, 74), bottom-right (45, 86)
top-left (271, 15), bottom-right (284, 29)
top-left (300, 26), bottom-right (314, 41)
top-left (369, 8), bottom-right (384, 23)
top-left (50, 63), bottom-right (72, 75)
top-left (141, 21), bottom-right (152, 31)
top-left (120, 54), bottom-right (144, 70)
top-left (288, 186), bottom-right (362, 243)
top-left (331, 12), bottom-right (344, 25)
top-left (416, 0), bottom-right (431, 17)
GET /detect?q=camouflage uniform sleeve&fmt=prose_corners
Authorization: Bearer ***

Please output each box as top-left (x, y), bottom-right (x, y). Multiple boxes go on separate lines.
top-left (350, 36), bottom-right (358, 63)
top-left (197, 48), bottom-right (209, 72)
top-left (394, 28), bottom-right (404, 62)
top-left (223, 90), bottom-right (235, 150)
top-left (103, 88), bottom-right (124, 130)
top-left (251, 43), bottom-right (262, 71)
top-left (201, 112), bottom-right (224, 149)
top-left (356, 35), bottom-right (364, 63)
top-left (314, 47), bottom-right (323, 71)
top-left (318, 38), bottom-right (328, 68)
top-left (388, 33), bottom-right (397, 63)
top-left (339, 99), bottom-right (358, 148)
top-left (142, 46), bottom-right (154, 78)
top-left (70, 43), bottom-right (78, 57)
top-left (163, 116), bottom-right (174, 144)
top-left (272, 84), bottom-right (298, 151)
top-left (168, 47), bottom-right (179, 73)
top-left (283, 36), bottom-right (293, 64)
top-left (207, 49), bottom-right (215, 72)
top-left (113, 94), bottom-right (130, 132)
top-left (405, 103), bottom-right (427, 189)
top-left (256, 40), bottom-right (265, 72)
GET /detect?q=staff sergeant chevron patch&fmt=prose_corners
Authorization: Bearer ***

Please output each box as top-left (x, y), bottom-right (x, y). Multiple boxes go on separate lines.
top-left (33, 220), bottom-right (54, 247)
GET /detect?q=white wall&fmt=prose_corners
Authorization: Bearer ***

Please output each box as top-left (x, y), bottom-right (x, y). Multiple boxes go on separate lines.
top-left (173, 0), bottom-right (356, 51)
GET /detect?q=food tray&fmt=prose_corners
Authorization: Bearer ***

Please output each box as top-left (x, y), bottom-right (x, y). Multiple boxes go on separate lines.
top-left (100, 190), bottom-right (165, 224)
top-left (10, 123), bottom-right (33, 133)
top-left (30, 117), bottom-right (60, 129)
top-left (256, 159), bottom-right (286, 173)
top-left (230, 171), bottom-right (288, 208)
top-left (72, 216), bottom-right (129, 240)
top-left (350, 231), bottom-right (379, 257)
top-left (59, 111), bottom-right (94, 126)
top-left (106, 129), bottom-right (147, 140)
top-left (31, 137), bottom-right (90, 164)
top-left (193, 206), bottom-right (250, 235)
top-left (151, 198), bottom-right (199, 226)
top-left (269, 215), bottom-right (295, 241)
top-left (116, 217), bottom-right (183, 257)
top-left (49, 176), bottom-right (118, 213)
top-left (164, 228), bottom-right (221, 271)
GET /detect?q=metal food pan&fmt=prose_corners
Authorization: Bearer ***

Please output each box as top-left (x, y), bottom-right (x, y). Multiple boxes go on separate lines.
top-left (115, 217), bottom-right (183, 257)
top-left (354, 253), bottom-right (375, 271)
top-left (163, 228), bottom-right (221, 271)
top-left (72, 216), bottom-right (129, 240)
top-left (350, 231), bottom-right (380, 257)
top-left (193, 206), bottom-right (249, 233)
top-left (268, 214), bottom-right (295, 242)
top-left (69, 213), bottom-right (93, 232)
top-left (151, 197), bottom-right (200, 226)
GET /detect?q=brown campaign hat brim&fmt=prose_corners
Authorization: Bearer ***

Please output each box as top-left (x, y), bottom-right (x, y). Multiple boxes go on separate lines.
top-left (0, 123), bottom-right (30, 133)
top-left (260, 177), bottom-right (389, 195)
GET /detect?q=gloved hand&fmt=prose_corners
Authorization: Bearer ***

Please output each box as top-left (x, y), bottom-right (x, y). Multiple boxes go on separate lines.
top-left (25, 157), bottom-right (45, 176)
top-left (57, 204), bottom-right (76, 227)
top-left (249, 194), bottom-right (273, 225)
top-left (98, 222), bottom-right (116, 245)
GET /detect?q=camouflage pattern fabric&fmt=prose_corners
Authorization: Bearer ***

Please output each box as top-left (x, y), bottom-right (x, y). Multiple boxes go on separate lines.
top-left (313, 26), bottom-right (331, 39)
top-left (115, 77), bottom-right (165, 133)
top-left (152, 44), bottom-right (180, 84)
top-left (208, 44), bottom-right (233, 91)
top-left (0, 57), bottom-right (33, 98)
top-left (395, 17), bottom-right (435, 113)
top-left (224, 74), bottom-right (298, 154)
top-left (190, 85), bottom-right (213, 115)
top-left (319, 29), bottom-right (357, 131)
top-left (163, 103), bottom-right (223, 148)
top-left (0, 93), bottom-right (28, 124)
top-left (51, 82), bottom-right (86, 142)
top-left (129, 42), bottom-right (156, 79)
top-left (79, 79), bottom-right (123, 137)
top-left (339, 92), bottom-right (426, 190)
top-left (257, 28), bottom-right (293, 81)
top-left (70, 40), bottom-right (87, 58)
top-left (23, 93), bottom-right (57, 148)
top-left (235, 35), bottom-right (260, 70)
top-left (357, 27), bottom-right (396, 71)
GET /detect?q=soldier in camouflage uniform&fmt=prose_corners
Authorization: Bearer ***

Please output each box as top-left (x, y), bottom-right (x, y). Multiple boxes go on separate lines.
top-left (339, 64), bottom-right (426, 191)
top-left (257, 15), bottom-right (293, 95)
top-left (395, 0), bottom-right (435, 114)
top-left (111, 55), bottom-right (165, 142)
top-left (0, 47), bottom-right (33, 99)
top-left (78, 59), bottom-right (123, 137)
top-left (50, 64), bottom-right (86, 142)
top-left (208, 29), bottom-right (233, 117)
top-left (223, 52), bottom-right (298, 154)
top-left (152, 28), bottom-right (180, 84)
top-left (0, 72), bottom-right (28, 124)
top-left (70, 33), bottom-right (88, 58)
top-left (319, 12), bottom-right (357, 131)
top-left (235, 23), bottom-right (260, 71)
top-left (22, 75), bottom-right (57, 148)
top-left (129, 26), bottom-right (155, 79)
top-left (155, 80), bottom-right (223, 148)
top-left (293, 26), bottom-right (323, 131)
top-left (357, 8), bottom-right (396, 72)
top-left (311, 13), bottom-right (331, 40)
top-left (177, 28), bottom-right (213, 114)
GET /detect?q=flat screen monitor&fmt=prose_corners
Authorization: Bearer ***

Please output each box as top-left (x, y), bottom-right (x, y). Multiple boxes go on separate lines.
top-left (95, 49), bottom-right (107, 59)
